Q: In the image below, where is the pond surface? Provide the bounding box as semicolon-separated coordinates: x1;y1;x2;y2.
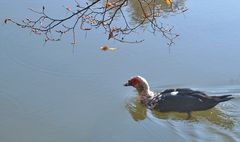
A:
0;0;240;142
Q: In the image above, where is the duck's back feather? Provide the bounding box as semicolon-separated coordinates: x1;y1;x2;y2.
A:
148;88;233;112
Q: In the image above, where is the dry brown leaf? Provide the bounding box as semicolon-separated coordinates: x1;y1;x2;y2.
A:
165;0;173;5
105;2;113;9
108;31;113;39
100;45;117;51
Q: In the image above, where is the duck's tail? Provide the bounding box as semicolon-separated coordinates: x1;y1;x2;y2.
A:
213;95;234;103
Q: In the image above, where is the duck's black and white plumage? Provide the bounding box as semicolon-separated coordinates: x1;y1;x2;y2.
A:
124;76;233;117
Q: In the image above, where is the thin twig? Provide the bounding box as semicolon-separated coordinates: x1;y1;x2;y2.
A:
4;0;187;45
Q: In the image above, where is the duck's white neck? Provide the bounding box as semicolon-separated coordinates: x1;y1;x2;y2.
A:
132;76;155;104
138;89;154;97
136;88;154;105
135;83;154;99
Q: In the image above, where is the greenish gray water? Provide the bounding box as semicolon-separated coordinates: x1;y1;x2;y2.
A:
0;0;240;142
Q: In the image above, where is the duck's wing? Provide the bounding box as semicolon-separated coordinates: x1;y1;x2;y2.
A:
161;88;209;99
154;88;216;112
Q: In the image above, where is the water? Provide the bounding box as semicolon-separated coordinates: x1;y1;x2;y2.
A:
0;0;240;142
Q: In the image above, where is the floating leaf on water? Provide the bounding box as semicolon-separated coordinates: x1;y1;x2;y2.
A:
108;47;117;51
100;45;108;51
100;45;117;51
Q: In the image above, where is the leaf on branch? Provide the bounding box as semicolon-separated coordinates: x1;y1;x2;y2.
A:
108;31;113;39
165;0;173;5
105;1;113;9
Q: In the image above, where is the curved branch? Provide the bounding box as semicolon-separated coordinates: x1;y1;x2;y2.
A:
4;0;187;45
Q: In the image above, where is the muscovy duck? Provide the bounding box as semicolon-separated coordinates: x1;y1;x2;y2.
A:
124;76;233;118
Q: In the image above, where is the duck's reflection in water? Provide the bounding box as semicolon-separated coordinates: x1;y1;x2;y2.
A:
126;97;235;129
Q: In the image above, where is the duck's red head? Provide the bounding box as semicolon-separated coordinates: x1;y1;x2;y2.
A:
124;76;140;87
124;76;153;98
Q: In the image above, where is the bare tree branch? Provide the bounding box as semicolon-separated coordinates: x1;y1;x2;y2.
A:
4;0;187;45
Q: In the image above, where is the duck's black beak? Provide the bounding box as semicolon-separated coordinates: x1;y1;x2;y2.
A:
124;82;130;86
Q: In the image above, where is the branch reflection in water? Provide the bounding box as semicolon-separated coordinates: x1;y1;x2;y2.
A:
125;96;235;129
